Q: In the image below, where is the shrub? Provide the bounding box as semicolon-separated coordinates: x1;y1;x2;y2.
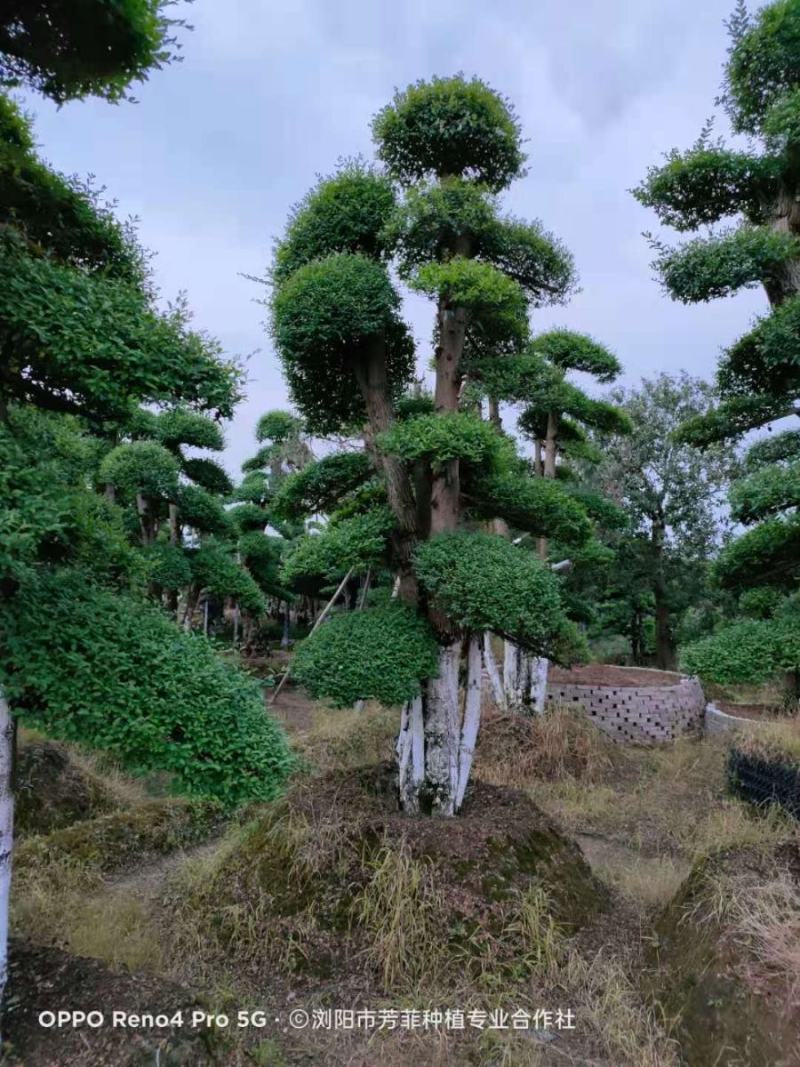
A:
681;616;800;684
292;601;439;707
0;570;295;806
414;531;565;650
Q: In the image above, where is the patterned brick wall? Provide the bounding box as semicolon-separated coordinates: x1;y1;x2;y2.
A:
545;673;705;744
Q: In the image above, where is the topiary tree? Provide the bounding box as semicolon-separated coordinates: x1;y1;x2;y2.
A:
269;77;602;816
230;410;314;647
0;0;187;104
0;2;267;1010
467;329;629;709
635;0;800;681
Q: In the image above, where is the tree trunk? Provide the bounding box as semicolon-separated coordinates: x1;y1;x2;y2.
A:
281;601;291;649
654;597;675;671
0;690;14;1015
430;301;467;535
397;638;483;816
353;343;419;602
483;633;505;709
455;635;482;809
135;492;154;547
182;585;200;631
764;183;800;306
530;657;549;714
503;640;527;710
651;514;676;671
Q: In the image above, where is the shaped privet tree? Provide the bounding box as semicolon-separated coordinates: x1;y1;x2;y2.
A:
231;410;311;646
0;5;238;1010
270;78;599;816
470;330;629;710
635;0;800;678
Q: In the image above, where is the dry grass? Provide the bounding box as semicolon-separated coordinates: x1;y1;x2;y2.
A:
292;702;398;773
731;871;800;1003
67;894;164;972
357;842;450;990
475;705;615;788
735;717;800;761
578;838;688;910
561;949;679;1067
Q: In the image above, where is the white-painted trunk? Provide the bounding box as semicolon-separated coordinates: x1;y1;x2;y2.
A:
397;694;425;813
397;640;483;817
423;642;461;816
503;640;523;708
530;656;549;714
504;643;548;715
504;641;535;713
483;633;505;709
0;690;13;1010
455;635;483;810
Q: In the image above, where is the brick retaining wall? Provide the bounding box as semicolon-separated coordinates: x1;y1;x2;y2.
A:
704;702;763;737
545;671;705;744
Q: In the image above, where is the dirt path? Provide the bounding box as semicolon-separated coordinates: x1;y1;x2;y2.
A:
104;835;224;898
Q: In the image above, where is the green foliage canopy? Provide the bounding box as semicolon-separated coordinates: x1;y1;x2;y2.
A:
272;163;395;285
653;226;800;304
681;614;800;683
377;412;502;469
271;252;414;434
272;452;374;520
372;75;525;191
0;570;293;805
99;441;179;500
292;600;439;708
0;228;240;420
0;0;183;103
414;531;565;650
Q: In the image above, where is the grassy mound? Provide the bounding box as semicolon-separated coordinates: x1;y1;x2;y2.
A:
15;739;119;836
13;797;225;948
164;763;607;995
653;835;800;1066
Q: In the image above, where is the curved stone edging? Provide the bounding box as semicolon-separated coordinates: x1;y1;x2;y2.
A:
545;674;705;744
704;702;763;736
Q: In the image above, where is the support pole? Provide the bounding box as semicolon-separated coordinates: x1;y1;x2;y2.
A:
270;566;355;704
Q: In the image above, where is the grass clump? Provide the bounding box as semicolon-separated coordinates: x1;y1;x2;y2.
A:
734;717;800;762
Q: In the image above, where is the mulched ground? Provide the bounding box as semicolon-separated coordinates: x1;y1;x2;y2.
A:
3;940;220;1066
549;664;683;688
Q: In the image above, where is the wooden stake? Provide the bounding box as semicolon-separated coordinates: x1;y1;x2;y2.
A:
270;566;354;704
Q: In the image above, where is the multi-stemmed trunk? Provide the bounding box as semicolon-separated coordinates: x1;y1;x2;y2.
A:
397;634;482;816
500;413;559;714
501;644;548;715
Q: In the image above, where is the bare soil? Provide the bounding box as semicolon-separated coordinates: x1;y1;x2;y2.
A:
3;940;219;1066
549;664;683;687
268;681;318;734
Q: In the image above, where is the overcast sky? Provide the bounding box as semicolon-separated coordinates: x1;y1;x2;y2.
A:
20;0;766;473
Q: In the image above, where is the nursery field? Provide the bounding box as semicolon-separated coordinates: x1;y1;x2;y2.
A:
7;2;800;1066
7;674;800;1067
